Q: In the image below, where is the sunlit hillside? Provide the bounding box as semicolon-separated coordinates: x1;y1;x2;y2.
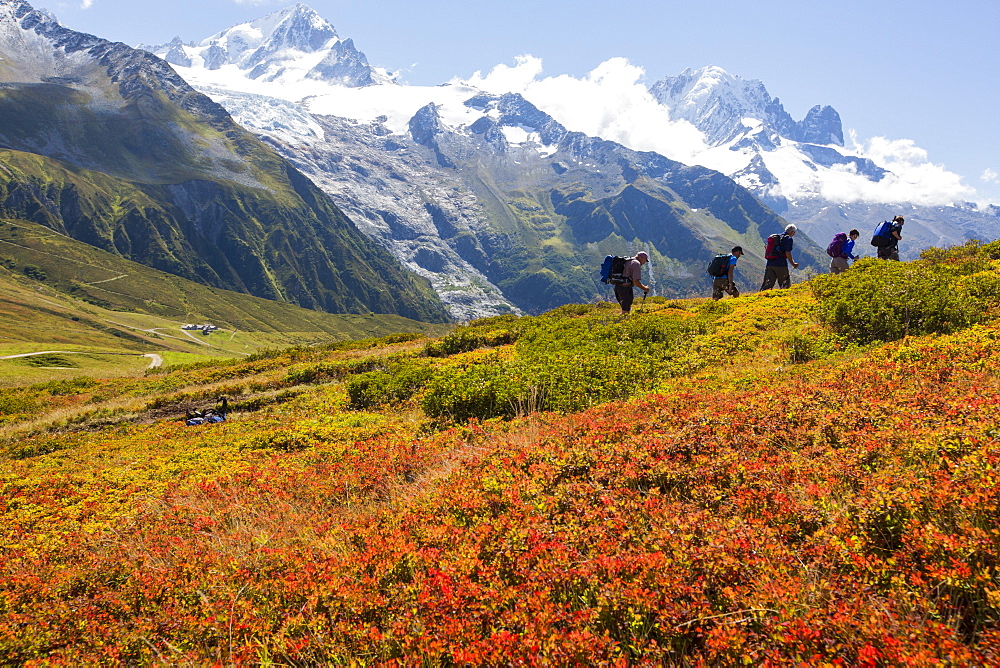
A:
3;241;1000;664
0;218;449;386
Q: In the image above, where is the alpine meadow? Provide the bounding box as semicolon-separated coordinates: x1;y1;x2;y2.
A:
4;241;1000;663
4;0;1000;663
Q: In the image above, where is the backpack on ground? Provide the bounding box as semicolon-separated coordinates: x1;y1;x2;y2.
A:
764;233;785;260
707;253;731;277
600;255;631;285
871;220;893;247
826;232;849;258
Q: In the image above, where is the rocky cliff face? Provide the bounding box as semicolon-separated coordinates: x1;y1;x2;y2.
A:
794;105;844;146
650;66;821;147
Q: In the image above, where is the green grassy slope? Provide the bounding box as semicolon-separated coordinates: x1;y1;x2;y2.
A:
0;217;449;385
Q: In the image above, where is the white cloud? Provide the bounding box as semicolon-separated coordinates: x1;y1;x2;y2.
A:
464;56;708;164
843;134;975;206
982;168;1000;184
80;0;93;8
463;55;544;93
743;133;976;208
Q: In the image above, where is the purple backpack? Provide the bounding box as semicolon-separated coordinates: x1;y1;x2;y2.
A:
826;233;848;258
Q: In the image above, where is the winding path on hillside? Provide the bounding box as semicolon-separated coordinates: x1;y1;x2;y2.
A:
143;353;164;369
83;274;128;286
0;350;72;359
0;350;165;369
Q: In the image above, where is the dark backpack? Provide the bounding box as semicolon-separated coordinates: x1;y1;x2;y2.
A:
826;232;848;258
600;255;631;285
871;220;893;247
764;233;785;260
707;254;731;277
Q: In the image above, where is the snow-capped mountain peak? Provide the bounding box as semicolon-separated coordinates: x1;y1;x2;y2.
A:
650;65;842;149
0;0;56;27
463;92;568;148
214;3;337;67
647;64;887;213
140;3;392;87
640;63;997;247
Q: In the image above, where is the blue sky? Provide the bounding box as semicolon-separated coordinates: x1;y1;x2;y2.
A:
45;0;1000;203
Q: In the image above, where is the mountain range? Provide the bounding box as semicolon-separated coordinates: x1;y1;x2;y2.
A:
0;0;448;323
5;0;995;323
648;66;1000;255
140;6;393;88
140;3;999;317
142;4;834;317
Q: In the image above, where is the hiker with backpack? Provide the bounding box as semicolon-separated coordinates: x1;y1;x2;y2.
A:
760;224;799;291
828;229;861;274
872;215;904;261
708;246;744;300
614;252;650;315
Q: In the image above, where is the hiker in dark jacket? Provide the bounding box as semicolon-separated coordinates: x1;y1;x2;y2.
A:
760;224;799;291
712;246;744;300
615;252;651;315
877;216;904;261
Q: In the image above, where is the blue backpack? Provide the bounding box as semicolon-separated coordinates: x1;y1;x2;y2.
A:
600;255;630;285
871;221;893;247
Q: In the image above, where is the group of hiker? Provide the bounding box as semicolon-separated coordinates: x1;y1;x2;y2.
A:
706;215;905;300
603;215;907;310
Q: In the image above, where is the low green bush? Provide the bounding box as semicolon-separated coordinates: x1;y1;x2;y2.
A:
33;377;98;395
779;327;847;364
418;306;706;422
421;355;526;422
23;264;47;281
919;239;1000;277
346;359;435;409
420;349;666;422
960;271;1000;309
811;259;985;344
280;361;350;386
0;392;41;420
424;317;523;357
